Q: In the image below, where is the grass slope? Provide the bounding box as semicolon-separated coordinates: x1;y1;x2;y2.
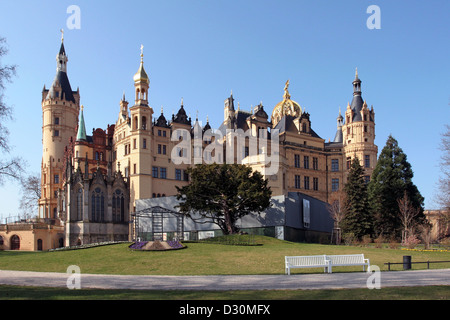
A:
0;236;449;275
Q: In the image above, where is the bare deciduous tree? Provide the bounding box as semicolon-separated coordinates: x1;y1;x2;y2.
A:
397;191;420;244
436;124;450;210
327;189;347;244
19;173;41;220
0;36;24;185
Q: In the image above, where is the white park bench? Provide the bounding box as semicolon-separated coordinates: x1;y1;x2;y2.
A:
326;254;370;273
285;255;331;275
285;254;370;275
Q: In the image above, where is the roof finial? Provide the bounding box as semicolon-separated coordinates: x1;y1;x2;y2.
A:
140;44;144;60
181;97;184;106
355;67;358;79
283;80;291;100
161;105;164;114
60;28;64;43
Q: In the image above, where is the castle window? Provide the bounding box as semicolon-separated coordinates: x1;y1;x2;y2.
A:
91;187;105;222
112;189;126;222
76;188;83;221
332;178;339;192
175;169;182;180
304;176;310;190
295;175;301;189
365;155;371;168
143;138;147;149
54;117;60;125
95;152;99;161
133;163;136;174
152;166;158;178
134;116;138;130
54;174;59;184
160;167;167;179
313;177;319;191
304;156;309;169
294;154;300;168
331;159;339;172
313;157;318;170
54;130;59;137
142;116;147;130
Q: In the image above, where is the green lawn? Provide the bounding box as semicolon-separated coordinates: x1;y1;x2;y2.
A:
0;236;449;275
0;285;448;300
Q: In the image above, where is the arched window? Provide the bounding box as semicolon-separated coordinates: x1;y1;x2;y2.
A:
10;235;20;250
142;116;147;130
91;187;105;222
95;152;99;161
76;188;83;221
134;116;138;130
112;189;126;222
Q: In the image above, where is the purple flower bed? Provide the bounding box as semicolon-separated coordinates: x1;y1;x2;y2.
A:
129;241;148;250
167;240;184;249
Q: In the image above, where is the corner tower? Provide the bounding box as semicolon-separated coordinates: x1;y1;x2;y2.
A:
40;32;80;222
124;45;154;210
342;69;378;181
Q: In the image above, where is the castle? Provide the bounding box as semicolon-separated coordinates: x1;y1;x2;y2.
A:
1;35;378;250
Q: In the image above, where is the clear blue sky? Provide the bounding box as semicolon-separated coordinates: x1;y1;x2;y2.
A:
0;0;449;219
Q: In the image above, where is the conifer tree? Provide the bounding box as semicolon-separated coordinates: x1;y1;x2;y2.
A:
341;157;373;239
368;135;425;239
176;164;272;235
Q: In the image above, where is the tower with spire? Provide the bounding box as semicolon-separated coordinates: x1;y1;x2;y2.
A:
342;68;378;181
39;31;80;223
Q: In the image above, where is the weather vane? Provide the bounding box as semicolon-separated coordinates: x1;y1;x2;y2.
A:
60;28;64;42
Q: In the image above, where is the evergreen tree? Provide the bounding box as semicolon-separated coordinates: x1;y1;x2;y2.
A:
341;157;373;239
368;135;425;239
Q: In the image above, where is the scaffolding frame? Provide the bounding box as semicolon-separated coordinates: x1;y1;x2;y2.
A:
132;206;184;241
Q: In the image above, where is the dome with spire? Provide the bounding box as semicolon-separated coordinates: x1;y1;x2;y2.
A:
133;45;150;84
271;80;302;127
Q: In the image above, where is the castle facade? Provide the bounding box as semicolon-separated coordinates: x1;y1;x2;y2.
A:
37;38;377;246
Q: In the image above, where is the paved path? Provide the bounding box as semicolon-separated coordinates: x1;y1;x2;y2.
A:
0;269;449;291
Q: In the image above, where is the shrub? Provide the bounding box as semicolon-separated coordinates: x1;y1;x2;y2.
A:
374;234;385;248
342;233;356;246
404;234;421;249
361;235;372;247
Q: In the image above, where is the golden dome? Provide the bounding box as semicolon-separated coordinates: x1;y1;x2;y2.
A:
133;45;150;84
271;80;302;127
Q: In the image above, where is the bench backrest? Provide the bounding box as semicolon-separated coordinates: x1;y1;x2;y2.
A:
326;254;365;265
286;255;328;266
